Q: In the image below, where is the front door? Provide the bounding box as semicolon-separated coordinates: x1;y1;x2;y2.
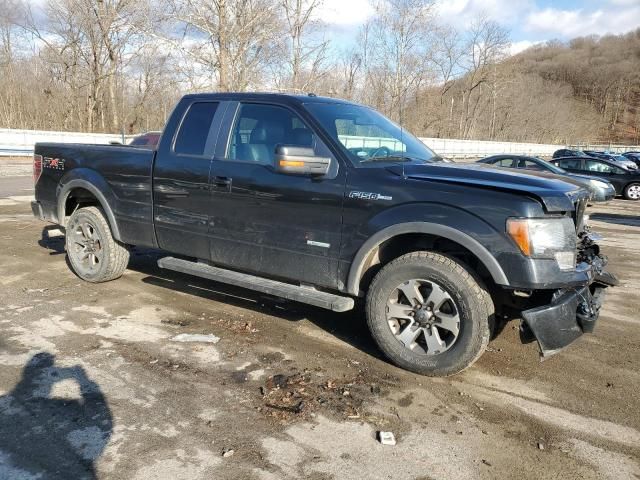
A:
208;102;347;289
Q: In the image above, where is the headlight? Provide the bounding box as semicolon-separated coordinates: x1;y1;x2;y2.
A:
507;217;576;270
589;179;610;189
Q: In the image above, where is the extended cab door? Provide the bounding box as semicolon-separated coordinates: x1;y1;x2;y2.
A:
153;99;226;259
208;101;347;289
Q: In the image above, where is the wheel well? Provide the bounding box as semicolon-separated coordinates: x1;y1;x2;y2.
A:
64;187;100;219
357;233;497;295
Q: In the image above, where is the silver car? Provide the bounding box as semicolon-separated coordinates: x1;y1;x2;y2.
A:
477;155;615;202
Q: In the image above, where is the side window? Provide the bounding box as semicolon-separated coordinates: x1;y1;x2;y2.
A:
228;103;321;165
556;159;580;169
520;159;544;171
174;102;219;156
585;160;616;173
494;158;514;167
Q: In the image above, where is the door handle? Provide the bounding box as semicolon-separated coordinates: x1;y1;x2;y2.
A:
213;176;232;189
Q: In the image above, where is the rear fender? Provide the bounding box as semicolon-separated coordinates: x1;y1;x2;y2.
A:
57;169;121;241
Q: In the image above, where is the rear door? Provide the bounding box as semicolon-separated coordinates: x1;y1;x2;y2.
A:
153;99;225;259
208;101;347;289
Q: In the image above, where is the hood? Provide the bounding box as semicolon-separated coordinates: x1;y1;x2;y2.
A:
389;163;587;212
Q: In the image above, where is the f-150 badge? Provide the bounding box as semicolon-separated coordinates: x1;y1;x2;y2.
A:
349;191;392;201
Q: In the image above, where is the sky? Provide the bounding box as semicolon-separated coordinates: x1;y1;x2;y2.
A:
314;0;640;55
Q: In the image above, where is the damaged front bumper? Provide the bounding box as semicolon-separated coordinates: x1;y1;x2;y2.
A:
520;257;618;358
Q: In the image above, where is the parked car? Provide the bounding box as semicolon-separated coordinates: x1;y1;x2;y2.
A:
477;154;615;202
552;148;586;159
551;156;640;200
30;92;617;376
583;150;637;170
621;152;640;168
129;131;161;149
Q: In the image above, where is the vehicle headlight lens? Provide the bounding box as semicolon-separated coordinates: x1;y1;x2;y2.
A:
507;217;576;270
589;179;609;189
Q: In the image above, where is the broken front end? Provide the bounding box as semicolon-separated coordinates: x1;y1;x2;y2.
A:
503;196;618;358
521;231;618;357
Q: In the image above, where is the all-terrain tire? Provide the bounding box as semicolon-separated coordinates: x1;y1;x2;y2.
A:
365;251;494;377
623;183;640;201
65;206;129;283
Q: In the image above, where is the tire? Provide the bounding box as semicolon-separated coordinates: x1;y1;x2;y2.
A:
65;206;129;282
365;251;493;377
623;183;640;201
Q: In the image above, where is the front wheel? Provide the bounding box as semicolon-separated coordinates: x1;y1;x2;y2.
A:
623;183;640;201
365;251;493;376
65;206;129;282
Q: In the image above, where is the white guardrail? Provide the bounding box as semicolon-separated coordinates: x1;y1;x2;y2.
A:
0;128;132;157
1;128;638;159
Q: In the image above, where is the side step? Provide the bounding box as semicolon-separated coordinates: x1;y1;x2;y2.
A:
157;257;355;313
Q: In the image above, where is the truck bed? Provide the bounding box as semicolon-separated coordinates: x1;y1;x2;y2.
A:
34;143;156;247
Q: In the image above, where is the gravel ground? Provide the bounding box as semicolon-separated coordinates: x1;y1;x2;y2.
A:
0;174;639;480
0;158;32;177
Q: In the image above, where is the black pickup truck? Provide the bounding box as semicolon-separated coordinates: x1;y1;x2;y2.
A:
31;93;617;376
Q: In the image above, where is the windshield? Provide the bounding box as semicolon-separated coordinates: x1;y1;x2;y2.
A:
304;102;439;165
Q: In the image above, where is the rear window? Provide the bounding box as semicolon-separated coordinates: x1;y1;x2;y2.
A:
174;102;219;156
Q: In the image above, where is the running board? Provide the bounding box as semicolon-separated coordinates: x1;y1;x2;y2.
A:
157;257;354;312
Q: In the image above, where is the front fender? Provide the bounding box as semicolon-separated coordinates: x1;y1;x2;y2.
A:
345;203;512;295
57;169;122;241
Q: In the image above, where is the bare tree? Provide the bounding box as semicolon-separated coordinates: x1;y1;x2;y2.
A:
164;0;282;91
363;0;437;120
279;0;328;91
456;15;509;138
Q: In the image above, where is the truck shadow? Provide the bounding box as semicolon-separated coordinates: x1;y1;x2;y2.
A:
125;247;387;362
38;229;491;364
0;352;113;480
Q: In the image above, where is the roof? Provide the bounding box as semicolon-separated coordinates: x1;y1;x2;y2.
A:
181;91;358;106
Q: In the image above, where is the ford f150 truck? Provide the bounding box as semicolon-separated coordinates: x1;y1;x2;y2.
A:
31;93;617;376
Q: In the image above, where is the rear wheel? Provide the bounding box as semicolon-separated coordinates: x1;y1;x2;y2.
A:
65;206;129;282
365;251;493;376
623;183;640;201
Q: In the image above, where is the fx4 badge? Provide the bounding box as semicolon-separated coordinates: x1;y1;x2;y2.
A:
43;157;66;171
349;191;393;201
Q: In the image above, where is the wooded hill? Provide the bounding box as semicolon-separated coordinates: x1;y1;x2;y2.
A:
409;29;640;145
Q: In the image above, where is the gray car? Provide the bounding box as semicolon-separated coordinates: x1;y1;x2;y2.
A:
477;155;616;202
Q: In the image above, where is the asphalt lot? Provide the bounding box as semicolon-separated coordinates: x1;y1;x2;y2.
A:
1;172;639;479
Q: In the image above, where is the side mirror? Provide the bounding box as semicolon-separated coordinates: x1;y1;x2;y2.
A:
274;145;330;176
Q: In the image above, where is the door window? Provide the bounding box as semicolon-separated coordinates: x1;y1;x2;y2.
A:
555;159;581;170
493;158;515;167
584;160;624;174
174;102;219;156
227;104;322;165
517;159;545;171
